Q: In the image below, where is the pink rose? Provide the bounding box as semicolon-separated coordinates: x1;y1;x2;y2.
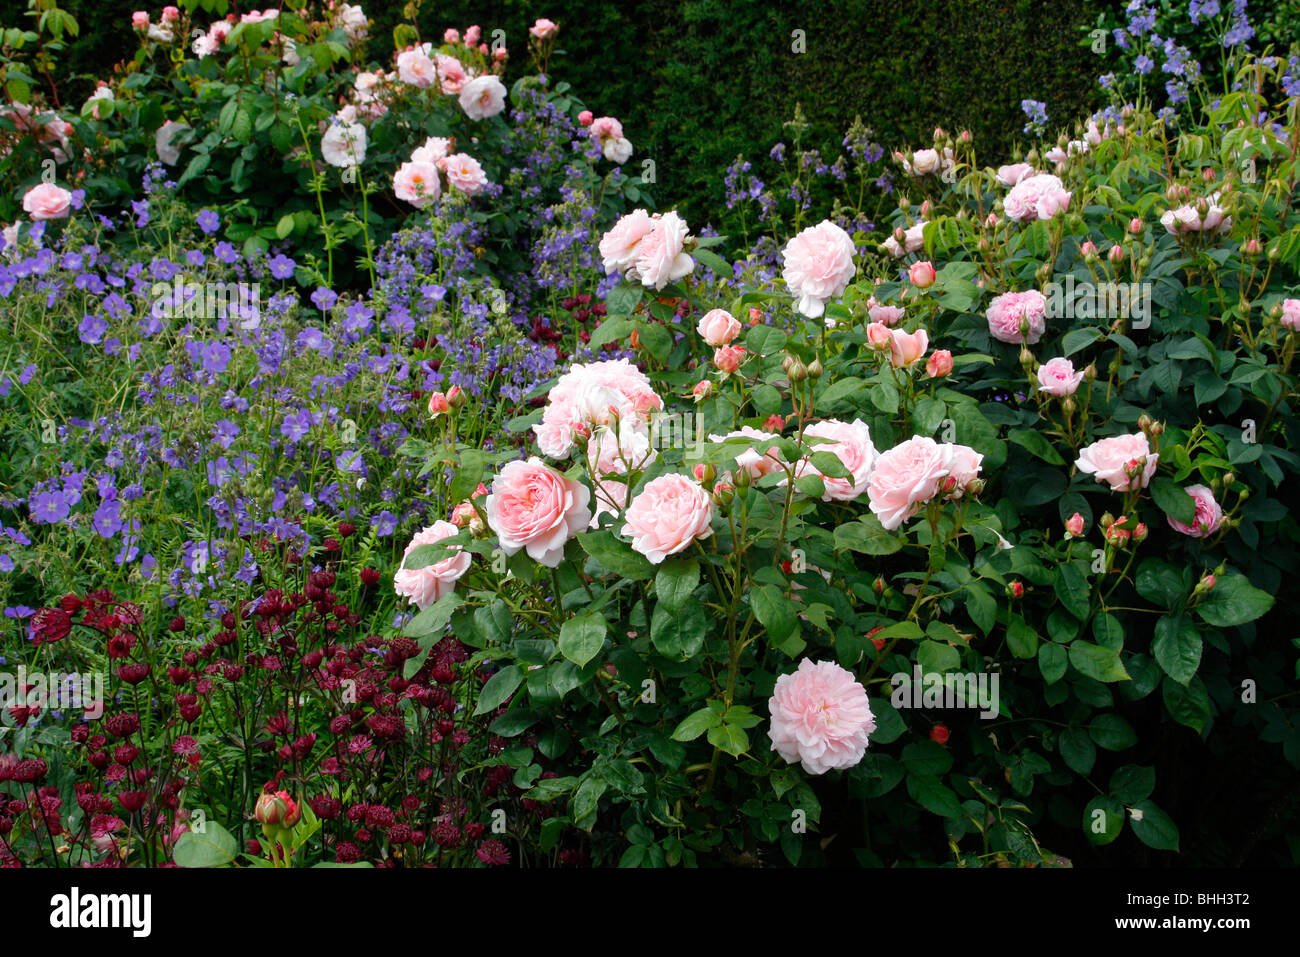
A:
1004;173;1072;222
867;302;906;326
881;221;926;258
1167;484;1223;538
393;520;472;610
986;290;1047;344
599;209;656;276
485;457;591;567
465;25;481;45
710;426;784;480
435;54;468;94
132;11;149;28
767;659;875;775
396;48;436;88
589;116;623;140
888;328;928;368
1036;356;1084;396
996;163;1035;186
1281;298;1300;331
926;350;953;377
781;220;857;318
443;27;460;43
578;110;593;126
622;474;713;564
713;344;747;374
908;261;936;288
530;18;559;38
941;443;983;498
22;183;72;221
634;212;694;290
696;308;741;346
866;322;892;349
443;153;489;196
799;419;877;501
428;391;450;416
1075;433;1159;492
411;136;452;164
532;358;662;459
867;436;952;531
393;161;441;207
162;6;180;22
1065;512;1085;536
458;75;506;120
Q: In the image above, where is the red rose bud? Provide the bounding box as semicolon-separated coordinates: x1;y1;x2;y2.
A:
868;626;886;651
255;791;288;826
1132;522;1148;543
1105;522;1131;546
930;724;950;745
1007;581;1024;599
748;307;763;323
764;414;785;432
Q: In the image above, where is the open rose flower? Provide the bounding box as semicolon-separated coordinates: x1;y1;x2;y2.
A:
622;473;713;563
887;328;929;368
599;209;657;275
443;153;489;196
986;289;1047;344
1167;484;1223;538
996;163;1036;186
867;436;952;530
711;426;784;481
1036;356;1085;396
532;358;663;459
881;220;926;259
782;219;857;318
634;212;694;290
459;75;507;120
530;18;559;38
1004;173;1072;222
321;122;367;168
768;659;876;775
396;47;436;88
393;161;441;207
485;457;592;567
696;308;741;346
393;520;472;610
22;183;72;221
1075;433;1159;491
798;419;877;501
435;54;468;94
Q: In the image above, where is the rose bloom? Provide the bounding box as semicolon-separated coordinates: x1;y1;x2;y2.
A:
767;659;875;775
710;427;784;480
530;18;558;38
696;308;741;346
908;261;936;288
599;209;657;275
782;219;857;318
321;122;366;167
393;520;471;610
22;183;72;221
634;212;694;290
881;220;926;258
866;321;892;349
867;436;953;531
941;443;983;498
1075;432;1159;491
411;136;452;165
1004;173;1072;222
713;344;747;374
1281;298;1300;331
443;153;489;196
532;358;663;459
485;457;592;567
799;419;877;501
1167;484;1223;538
1160;193;1231;235
459;75;507;120
996;163;1036;186
901;147;953;177
926;349;953;377
986;289;1047;344
622;474;713;564
433;54;469;94
867;302;906;326
1036;356;1085;396
888;327;929;368
396;48;436;88
393;161;442;207
602;136;633;164
355;70;384;99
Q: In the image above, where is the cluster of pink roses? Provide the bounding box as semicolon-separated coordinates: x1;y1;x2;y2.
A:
1074;432;1158;492
599;210;696;291
395;41;507;121
392;136;488;207
587;116;633;165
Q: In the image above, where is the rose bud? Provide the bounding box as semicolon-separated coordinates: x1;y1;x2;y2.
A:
427;392;450;417
764;414;785;432
930;723;950;746
926;350;953;377
691;380;714;402
908;261;937;288
446;385;467;409
1065;512;1085;537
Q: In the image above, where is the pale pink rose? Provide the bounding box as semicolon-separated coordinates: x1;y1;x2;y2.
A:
393;161;441;207
530;18;559;38
444;27;460;43
1167;484;1223;538
435;54;468;94
710;427;784;480
866;321;892;349
634;212;694;290
162;6;180;22
622;474;713;564
986;289;1048;344
1160;192;1232;235
602;136;633;164
926;350;953;377
485;457;592;567
465;25;481;45
459;75;506;120
396;48;436;88
867;436;953;531
192;33;217;57
578;110;594;126
1281;298;1300;331
901;147;953;177
355;71;384;99
782;219;857;318
393;520;472;610
132;11;148;28
599;209;656;275
768;658;875;775
996;163;1035;186
1004;173;1072;222
443;153;489;196
712;344;746;374
411;136;452;164
941;443;983;498
1036;356;1084;396
532;359;663;459
428;391;449;416
799;419;877;501
321;122;366;167
589;116;624;140
868;302;906;326
888;328;929;368
881;220;927;258
1065;512;1085;536
1075;432;1159;492
696;308;741;346
908;261;936;288
21;183;72;221
336;3;368;40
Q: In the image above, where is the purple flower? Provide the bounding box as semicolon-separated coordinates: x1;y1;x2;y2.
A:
200;341;232;375
93;500;123;538
269;254;296;279
311;287;338;311
0;555;14;573
197;209;220;234
215;242;239;264
30;490;71;524
281;408;313;442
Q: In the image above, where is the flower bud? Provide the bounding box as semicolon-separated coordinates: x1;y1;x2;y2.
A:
1100;511;1115;529
926;349;953;378
427;391;450;417
1109;243;1125;265
1065;512;1085;537
446;385;466;409
1132;522;1148;543
1129;217;1144;235
255;791;288;827
711;482;734;507
764;414;785;432
693;463;716;485
782;354;808;381
930;723;950;745
1007;581;1024;599
1080;240;1098;261
908;261;937;289
691;380;714;402
807;358;824;379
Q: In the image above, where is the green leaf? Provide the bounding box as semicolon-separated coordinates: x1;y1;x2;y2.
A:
1129;801;1180;851
1008;429;1066;465
1059;727;1096;775
694;247;732;277
1135;559;1187;609
706;722;749;756
473;665;524;716
558;612;607;667
907;773;962;818
605;282;642;316
580;530;655;580
650;600;708;660
1195;573;1275;627
1109;765;1155;804
1161;674;1211;731
918;639;960;673
403;592;463;638
173;821;238;867
1089;712;1137;751
1083;796;1125;845
1038;642;1068;684
808;450;852;480
1055;561;1092;620
1006;618;1040;659
752;584;796;642
1152;615;1201;685
655;557;699;613
671;706;721;742
572;776;608;831
1070;641;1129;682
833;516;903;555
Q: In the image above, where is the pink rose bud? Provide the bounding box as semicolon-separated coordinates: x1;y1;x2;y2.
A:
1065;512;1085;537
908;261;937;288
1080;240;1097;258
1203;167;1217;182
1129;217;1143;234
444;28;460;43
693;463;716;484
132;11;149;28
1245;238;1261;255
748;306;763;323
447;385;466;409
933;126;946;141
1132;522;1148;543
494;47;508;61
926;349;953;377
427;392;450;416
578;110;593;126
866;321;892;350
713;345;747;374
1105;521;1131;546
985;213;999;228
691;380;714;401
465;25;481;45
764;414;785;432
162;6;180;22
1109;244;1125;264
450;502;475;527
696;308;741;347
959;129;972;144
920;199;933;217
1201;573;1216;590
